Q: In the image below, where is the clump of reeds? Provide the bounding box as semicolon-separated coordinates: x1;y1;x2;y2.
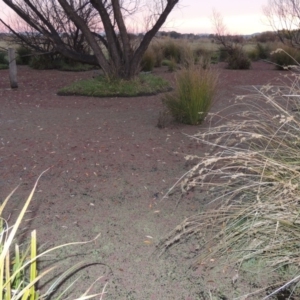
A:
159;58;300;298
162;64;218;125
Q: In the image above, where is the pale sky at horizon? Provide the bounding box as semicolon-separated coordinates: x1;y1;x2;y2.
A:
0;0;271;35
165;0;271;35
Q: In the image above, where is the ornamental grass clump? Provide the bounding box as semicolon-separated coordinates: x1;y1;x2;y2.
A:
0;171;106;300
162;66;218;125
159;63;300;298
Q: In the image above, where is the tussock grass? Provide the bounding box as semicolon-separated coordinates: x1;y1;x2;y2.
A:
159;64;300;297
162;65;218;125
1;171;106;299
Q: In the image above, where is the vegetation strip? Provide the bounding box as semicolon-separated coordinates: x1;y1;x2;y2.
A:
57;74;172;97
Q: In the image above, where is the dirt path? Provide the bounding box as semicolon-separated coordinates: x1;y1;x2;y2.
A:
0;62;283;299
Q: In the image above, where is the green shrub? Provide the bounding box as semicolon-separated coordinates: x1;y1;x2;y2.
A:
0;64;8;70
16;46;32;65
218;46;228;62
0;51;8;64
193;47;211;64
255;42;270;59
141;49;155;72
0;51;8;69
167;58;177;72
58;61;94;71
161;39;195;67
247;48;259;61
149;43;164;67
210;51;219;64
270;46;300;69
0;51;7;64
162;39;181;63
227;48;251;69
162;66;218;125
29;53;61;69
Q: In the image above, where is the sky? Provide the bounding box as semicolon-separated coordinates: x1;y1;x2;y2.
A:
165;0;271;35
0;0;271;35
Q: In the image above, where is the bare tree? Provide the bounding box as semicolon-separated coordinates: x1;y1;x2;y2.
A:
263;0;300;47
211;9;244;55
211;9;250;69
1;0;179;79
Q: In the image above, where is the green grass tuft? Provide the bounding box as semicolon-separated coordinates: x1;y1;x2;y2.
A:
162;65;218;125
58;73;172;97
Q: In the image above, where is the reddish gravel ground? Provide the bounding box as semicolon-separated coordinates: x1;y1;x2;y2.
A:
0;61;286;299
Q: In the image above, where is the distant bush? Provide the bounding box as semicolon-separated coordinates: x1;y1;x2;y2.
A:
162;39;181;63
0;50;8;64
58;61;95;72
167;58;177;72
162;39;195;67
29;53;61;69
256;43;270;59
141;49;155;72
270;46;300;70
29;53;93;71
218;46;228;62
210;51;219;64
149;43;164;67
227;47;251;70
16;46;32;65
255;31;277;43
0;51;8;69
193;47;211;66
247;48;259;61
162;65;218;125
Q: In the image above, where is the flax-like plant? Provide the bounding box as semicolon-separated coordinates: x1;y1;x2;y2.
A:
159;62;300;298
162;65;218;125
0;170;107;300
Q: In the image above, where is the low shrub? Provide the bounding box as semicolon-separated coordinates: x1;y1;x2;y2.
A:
29;53;61;70
270;46;300;69
161;59;177;72
167;58;177;72
162;65;218;125
218;46;228;62
0;51;8;64
210;51;219;64
149;43;164;67
227;47;251;69
255;42;270;59
162;39;181;63
247;48;259;61
161;39;195;67
141;49;155;72
0;51;8;69
0;64;8;70
16;46;32;65
193;47;212;66
58;61;95;72
248;43;271;61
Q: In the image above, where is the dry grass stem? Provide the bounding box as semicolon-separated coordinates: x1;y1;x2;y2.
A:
159;64;300;297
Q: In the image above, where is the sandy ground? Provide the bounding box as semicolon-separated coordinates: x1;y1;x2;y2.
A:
0;62;284;299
